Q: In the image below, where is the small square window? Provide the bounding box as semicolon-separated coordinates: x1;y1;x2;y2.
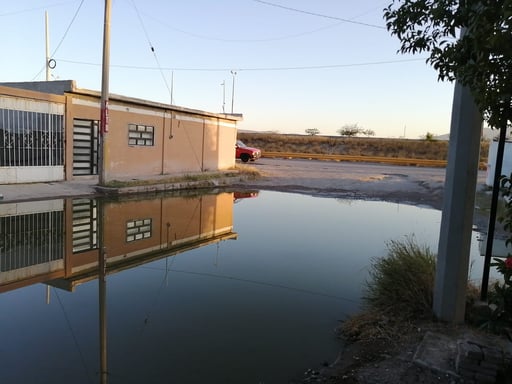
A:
126;218;152;242
128;123;155;146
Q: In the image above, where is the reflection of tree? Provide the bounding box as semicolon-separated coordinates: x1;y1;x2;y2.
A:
335;198;356;206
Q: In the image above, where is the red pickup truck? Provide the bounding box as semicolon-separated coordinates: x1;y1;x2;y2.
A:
236;140;261;162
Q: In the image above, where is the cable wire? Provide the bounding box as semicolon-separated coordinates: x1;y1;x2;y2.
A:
129;0;173;103
53;287;93;384
0;1;75;17
141;266;359;303
54;57;427;72
252;0;386;30
141;9;362;43
32;0;86;80
141;255;177;332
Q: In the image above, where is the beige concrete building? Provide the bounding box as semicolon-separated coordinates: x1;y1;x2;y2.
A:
0;80;242;184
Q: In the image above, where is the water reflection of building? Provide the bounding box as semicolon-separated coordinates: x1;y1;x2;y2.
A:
0;192;237;293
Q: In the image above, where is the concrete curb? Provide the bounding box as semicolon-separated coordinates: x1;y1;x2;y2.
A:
94;176;245;196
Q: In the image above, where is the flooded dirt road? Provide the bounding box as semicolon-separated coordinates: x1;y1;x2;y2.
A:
236;157;487;211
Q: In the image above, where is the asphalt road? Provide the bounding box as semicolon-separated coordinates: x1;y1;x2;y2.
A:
237;157;488;211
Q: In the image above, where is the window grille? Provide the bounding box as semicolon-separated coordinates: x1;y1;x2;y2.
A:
126;218;152;242
128;124;154;146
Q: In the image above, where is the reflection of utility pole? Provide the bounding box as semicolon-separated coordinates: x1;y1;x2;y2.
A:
221;81;226;113
98;200;108;384
230;70;237;114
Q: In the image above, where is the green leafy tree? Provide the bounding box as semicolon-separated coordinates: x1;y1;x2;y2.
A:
385;0;512;326
384;0;512;130
305;128;320;136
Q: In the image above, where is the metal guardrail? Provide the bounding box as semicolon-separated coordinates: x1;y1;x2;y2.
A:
262;151;449;167
262;151;488;169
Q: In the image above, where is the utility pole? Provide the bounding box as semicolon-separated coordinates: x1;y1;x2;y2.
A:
45;11;51;81
45;11;53;305
221;80;226;113
98;2;111;381
230;70;237;114
98;0;112;186
170;70;174;105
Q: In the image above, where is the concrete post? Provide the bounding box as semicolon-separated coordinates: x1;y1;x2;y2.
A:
433;81;482;323
99;0;112;186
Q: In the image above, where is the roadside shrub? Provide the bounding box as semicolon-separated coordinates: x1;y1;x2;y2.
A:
237;132;453;159
236;132;495;163
234;164;261;179
363;236;436;320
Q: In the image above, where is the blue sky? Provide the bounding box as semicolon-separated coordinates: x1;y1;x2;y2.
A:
1;0;455;138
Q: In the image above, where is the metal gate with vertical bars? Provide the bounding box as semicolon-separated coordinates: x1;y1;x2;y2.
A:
73;119;99;176
0;99;64;167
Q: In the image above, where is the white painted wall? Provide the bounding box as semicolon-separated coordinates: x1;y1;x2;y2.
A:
0;166;64;184
486;139;512;186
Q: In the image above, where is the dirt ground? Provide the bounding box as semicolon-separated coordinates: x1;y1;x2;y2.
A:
236;158;474;208
236;157;490;231
234;158;502;384
291;321;466;384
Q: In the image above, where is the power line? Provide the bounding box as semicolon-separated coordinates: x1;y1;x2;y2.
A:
141;265;359;303
53;287;93;384
32;0;86;80
129;0;172;102
50;0;85;59
252;0;386;30
141;9;362;43
54;57;427;72
0;1;75;17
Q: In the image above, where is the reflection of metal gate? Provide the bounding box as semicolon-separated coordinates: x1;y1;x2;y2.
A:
0;211;64;271
73;119;99;175
72;199;98;253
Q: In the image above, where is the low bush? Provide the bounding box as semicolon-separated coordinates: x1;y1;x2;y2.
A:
363;236;436;320
341;237;510;343
237;132;489;163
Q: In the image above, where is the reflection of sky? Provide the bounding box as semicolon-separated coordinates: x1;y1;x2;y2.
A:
0;191;496;384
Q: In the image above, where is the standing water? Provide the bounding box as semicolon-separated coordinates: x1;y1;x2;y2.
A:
0;190;485;383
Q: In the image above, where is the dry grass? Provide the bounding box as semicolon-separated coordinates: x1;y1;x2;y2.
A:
339;237;437;344
234;163;261;179
363;236;437;320
103;171;240;188
238;132;490;162
341;310;417;343
340;239;500;344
